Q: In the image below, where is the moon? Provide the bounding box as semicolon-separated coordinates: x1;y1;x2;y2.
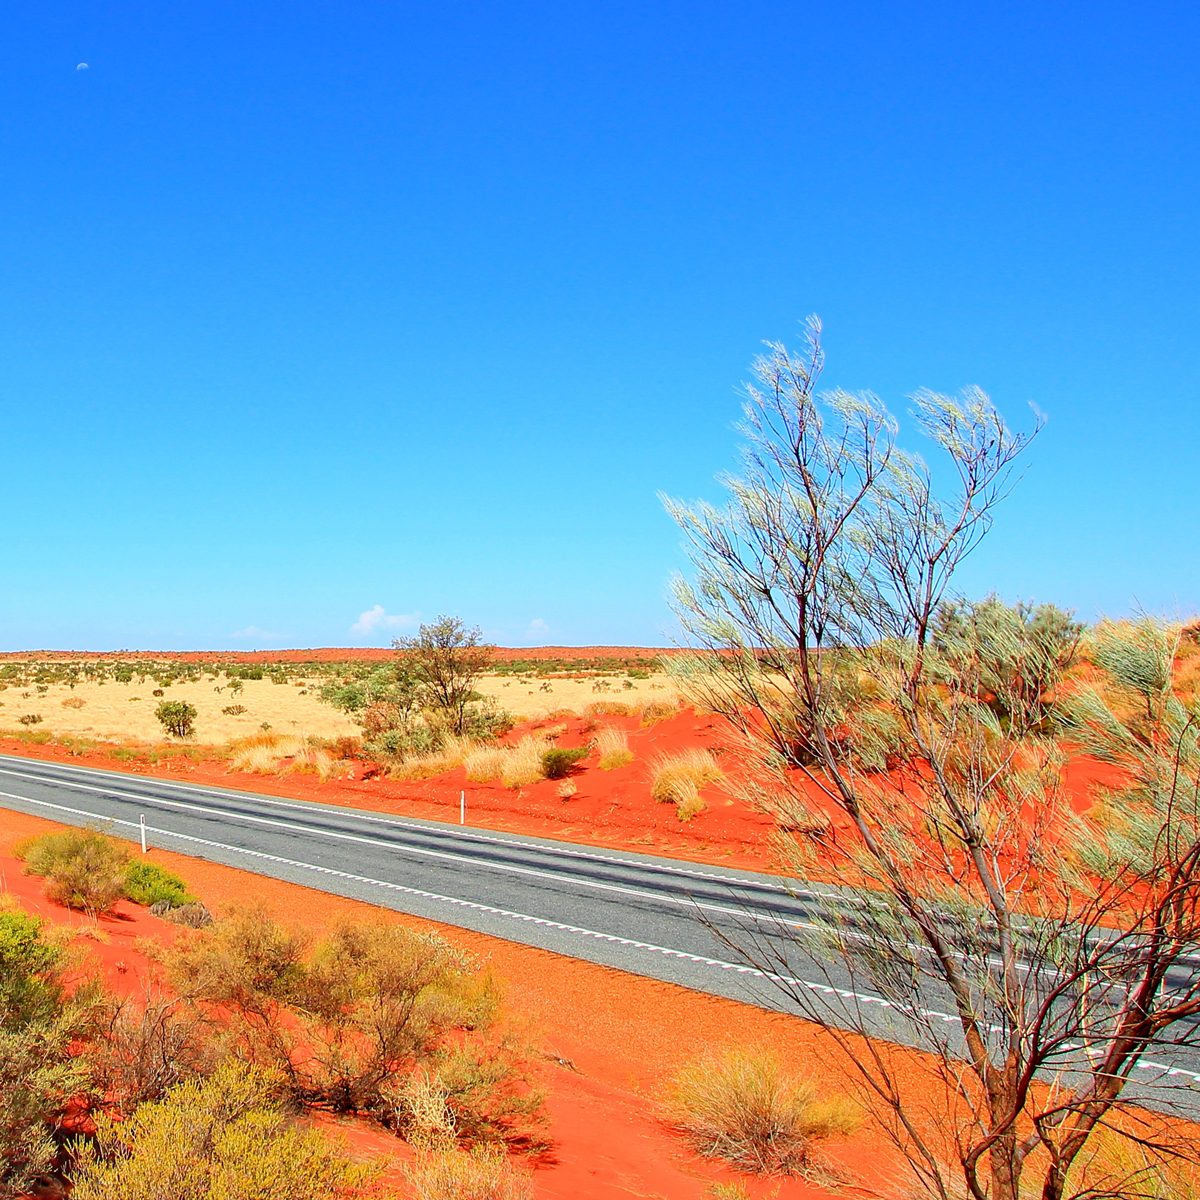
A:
76;63;88;70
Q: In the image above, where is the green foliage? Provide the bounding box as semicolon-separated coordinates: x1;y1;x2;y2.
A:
0;911;64;1031
154;700;197;738
123;861;195;909
394;617;495;736
161;907;537;1140
540;747;588;779
21;827;130;916
69;1060;378;1200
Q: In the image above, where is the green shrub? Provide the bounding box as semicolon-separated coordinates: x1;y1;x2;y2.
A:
21;828;130;916
540;747;588;779
69;1060;379;1200
154;701;197;739
0;910;65;1030
124;861;195;909
221;704;246;716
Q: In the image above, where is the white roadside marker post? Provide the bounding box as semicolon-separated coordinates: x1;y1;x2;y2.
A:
460;790;465;826
140;814;147;854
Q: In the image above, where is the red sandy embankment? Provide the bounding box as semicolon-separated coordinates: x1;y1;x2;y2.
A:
0;807;898;1200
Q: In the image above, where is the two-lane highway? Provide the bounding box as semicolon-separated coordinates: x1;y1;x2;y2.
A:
0;751;1196;1113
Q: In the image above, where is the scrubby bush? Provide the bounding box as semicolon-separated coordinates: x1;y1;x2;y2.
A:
639;698;680;725
540;747;587;779
154;701;196;739
593;726;634;770
124;861;195;909
500;737;549;788
221;704;246;716
69;1060;379;1200
20;827;130;916
650;749;722;810
405;1147;534;1200
0;909;67;1030
16;715;42;727
162;906;537;1134
667;1048;858;1174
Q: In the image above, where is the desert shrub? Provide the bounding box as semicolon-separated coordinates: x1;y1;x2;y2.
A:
557;781;577;800
464;746;508;783
151;901;214;928
124;861;195;909
405;1147;534;1200
540;747;587;779
21;827;130;916
593;726;634;770
639;698;680;725
676;793;706;821
0;910;67;1030
286;746;338;780
221;704;247;716
60;697;86;710
650;749;723;806
151;688;164;697
667;1048;858;1174
16;715;42;726
581;701;634;719
69;1059;379;1200
154;701;197;739
91;995;214;1112
164;909;510;1118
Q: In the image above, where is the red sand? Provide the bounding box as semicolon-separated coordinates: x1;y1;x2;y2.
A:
0;807;898;1199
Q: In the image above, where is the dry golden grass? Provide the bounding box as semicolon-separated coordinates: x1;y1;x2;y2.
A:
463;746;509;783
639;698;680;725
557;781;577;800
285;746;338;781
592;726;634;771
404;1148;533;1200
500;735;551;788
651;749;722;802
391;735;480;781
666;1047;859;1175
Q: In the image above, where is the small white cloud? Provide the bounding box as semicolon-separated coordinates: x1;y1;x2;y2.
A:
350;605;420;638
526;618;550;637
230;625;280;641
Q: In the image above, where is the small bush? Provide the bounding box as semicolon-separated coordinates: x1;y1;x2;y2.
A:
61;697;86;710
593;726;634;770
124;861;195;909
392;735;480;781
151;688;164;697
154;701;197;739
16;715;42;726
221;704;247;716
557;781;577;800
639;698;680;725
405;1148;534;1200
651;749;723;805
21;827;130;916
70;1059;379;1200
541;747;587;779
667;1048;859;1174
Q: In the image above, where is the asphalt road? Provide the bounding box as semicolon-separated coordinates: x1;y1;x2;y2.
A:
0;751;1196;1114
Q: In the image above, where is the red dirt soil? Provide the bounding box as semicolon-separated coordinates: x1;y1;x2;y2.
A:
0;808;899;1200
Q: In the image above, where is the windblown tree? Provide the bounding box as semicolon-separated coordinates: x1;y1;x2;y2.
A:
665;318;1200;1200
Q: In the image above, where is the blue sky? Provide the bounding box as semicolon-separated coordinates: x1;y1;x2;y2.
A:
1;1;1197;650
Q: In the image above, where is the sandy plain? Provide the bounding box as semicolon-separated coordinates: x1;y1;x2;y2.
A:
0;670;679;743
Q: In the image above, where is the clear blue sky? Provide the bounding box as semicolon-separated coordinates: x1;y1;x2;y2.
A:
2;1;1197;650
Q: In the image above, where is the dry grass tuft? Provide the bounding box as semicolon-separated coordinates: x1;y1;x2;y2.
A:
500;735;551;788
639;698;680;725
581;701;635;719
667;1048;858;1175
286;746;338;781
593;726;634;771
392;735;480;781
676;793;706;822
651;748;722;822
464;746;509;783
557;781;577;801
405;1148;533;1200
